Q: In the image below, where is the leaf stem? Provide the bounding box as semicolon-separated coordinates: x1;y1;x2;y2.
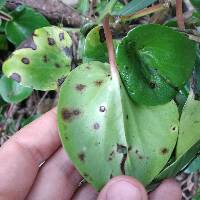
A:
103;15;117;77
120;3;169;22
176;0;185;30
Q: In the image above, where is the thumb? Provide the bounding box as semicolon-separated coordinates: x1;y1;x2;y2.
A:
97;176;148;200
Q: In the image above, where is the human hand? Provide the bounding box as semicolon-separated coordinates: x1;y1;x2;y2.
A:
0;109;182;200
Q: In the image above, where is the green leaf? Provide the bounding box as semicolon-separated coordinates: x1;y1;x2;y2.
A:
3;26;72;91
113;0;157;16
0;75;32;103
5;6;49;46
58;61;179;190
77;0;89;14
116;24;196;105
176;95;200;157
83;26;108;63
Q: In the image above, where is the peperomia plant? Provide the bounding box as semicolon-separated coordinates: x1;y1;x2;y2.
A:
2;0;200;192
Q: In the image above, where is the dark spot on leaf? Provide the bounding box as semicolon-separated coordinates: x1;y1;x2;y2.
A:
126;115;128;120
149;82;156;89
10;73;21;83
160;148;169;155
48;38;56;45
73;109;81;116
99;106;106;112
76;84;86;91
78;152;85;162
117;144;127;154
95;80;103;86
57;76;66;87
61;108;81;121
55;63;61;68
32;32;38;37
59;32;65;41
83;173;88;178
93;123;100;130
108;150;115;161
128;146;132;152
21;57;30;64
86;65;90;70
99;28;106;43
43;55;48;63
63;47;72;57
109;173;113;179
135;149;143;159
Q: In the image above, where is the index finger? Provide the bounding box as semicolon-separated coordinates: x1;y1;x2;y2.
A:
0;108;60;200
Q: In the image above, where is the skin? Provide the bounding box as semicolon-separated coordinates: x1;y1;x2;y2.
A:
0;109;182;200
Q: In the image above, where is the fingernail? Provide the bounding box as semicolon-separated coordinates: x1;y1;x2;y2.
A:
106;180;142;200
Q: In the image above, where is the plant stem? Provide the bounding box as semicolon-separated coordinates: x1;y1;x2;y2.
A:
121;3;169;22
103;15;118;77
176;0;185;30
0;10;13;21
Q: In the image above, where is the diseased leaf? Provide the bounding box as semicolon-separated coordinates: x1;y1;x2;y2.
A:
0;75;32;103
58;61;179;190
3;26;72;91
116;24;196;105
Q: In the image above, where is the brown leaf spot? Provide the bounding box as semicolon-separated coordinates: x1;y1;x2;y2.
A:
120;153;127;175
126;115;128;120
160;148;169;155
108;150;115;161
99;106;106;112
55;63;61;68
59;32;65;41
43;55;48;63
21;57;30;64
78;152;85;162
48;38;56;45
93;123;100;130
76;84;86;91
94;80;103;87
10;73;21;83
61;108;81;121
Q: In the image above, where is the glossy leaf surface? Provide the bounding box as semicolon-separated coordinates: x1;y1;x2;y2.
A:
0;75;32;103
58;61;179;190
5;6;49;46
116;24;196;105
3;26;72;91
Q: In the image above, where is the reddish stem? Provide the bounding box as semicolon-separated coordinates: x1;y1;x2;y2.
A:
103;16;118;77
176;0;185;30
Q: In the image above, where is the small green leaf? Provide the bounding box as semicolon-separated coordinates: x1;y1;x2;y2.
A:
77;0;89;14
58;61;179;190
0;75;32;103
3;26;72;91
5;6;49;46
116;24;196;105
113;0;157;16
83;26;108;63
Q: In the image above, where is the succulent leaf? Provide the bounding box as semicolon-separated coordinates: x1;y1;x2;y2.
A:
116;24;196;105
3;26;72;91
58;61;179;190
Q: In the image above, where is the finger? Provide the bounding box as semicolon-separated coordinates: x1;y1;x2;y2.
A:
27;148;82;200
72;184;98;200
98;176;148;200
0;109;60;200
149;179;182;200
